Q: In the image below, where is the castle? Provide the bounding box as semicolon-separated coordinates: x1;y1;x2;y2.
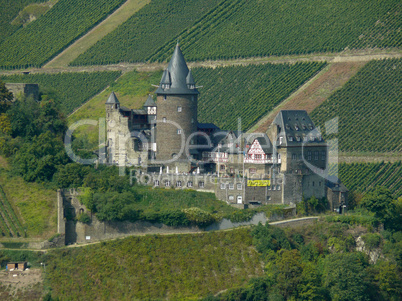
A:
105;44;347;210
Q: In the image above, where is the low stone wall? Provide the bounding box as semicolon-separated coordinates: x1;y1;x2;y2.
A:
269;217;318;228
73;217;201;244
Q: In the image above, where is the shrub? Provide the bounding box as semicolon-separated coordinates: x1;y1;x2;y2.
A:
77;213;91;224
361;233;381;250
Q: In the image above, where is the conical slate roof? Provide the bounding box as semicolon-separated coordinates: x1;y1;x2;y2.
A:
105;91;120;104
144;94;156;107
155;44;198;95
186;70;195;85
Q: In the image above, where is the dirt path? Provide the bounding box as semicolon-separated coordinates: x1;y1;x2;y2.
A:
43;0;150;68
249;61;367;133
1;49;401;76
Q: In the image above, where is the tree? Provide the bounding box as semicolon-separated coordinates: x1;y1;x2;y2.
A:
0;80;13;114
360;187;399;231
322;252;370;301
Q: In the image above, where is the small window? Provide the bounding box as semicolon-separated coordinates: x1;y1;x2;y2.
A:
162;117;167;123
267;186;271;190
220;183;226;190
237;184;242;190
191;118;194;124
249;168;256;174
285;124;290;130
302;125;306;130
298;153;302;160
164;95;167;100
312;181;315;187
187;181;193;188
177;106;182;112
255;154;262;159
229;183;234;190
165;181;171;187
228;195;234;201
237;196;242;204
295;125;299;131
199;181;205;188
292;153;297;160
296;136;301;142
314;151;319;160
177;129;182;134
321;151;326;160
307;151;312;161
267;196;271;201
273;186;276;191
288;136;293;141
176;181;182;187
220;165;225;171
154;180;159;186
319;181;321;186
277;185;281;191
279;137;283;144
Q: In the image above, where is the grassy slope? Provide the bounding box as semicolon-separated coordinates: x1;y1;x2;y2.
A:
0;161;56;239
46;228;263;300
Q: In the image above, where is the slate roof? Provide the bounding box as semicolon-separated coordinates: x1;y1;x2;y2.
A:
143;94;156;107
272;110;325;146
105;91;119;104
155;44;199;95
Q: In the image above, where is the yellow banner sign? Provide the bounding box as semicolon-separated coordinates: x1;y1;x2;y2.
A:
247;180;270;187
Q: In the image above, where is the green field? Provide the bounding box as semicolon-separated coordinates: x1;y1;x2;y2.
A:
311;58;402;152
0;169;57;239
45;228;263;300
338;162;402;197
194;62;326;131
1;71;121;115
70;0;221;66
72;0;400;65
0;0;126;69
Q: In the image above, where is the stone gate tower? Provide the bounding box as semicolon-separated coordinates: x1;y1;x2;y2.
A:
155;44;199;169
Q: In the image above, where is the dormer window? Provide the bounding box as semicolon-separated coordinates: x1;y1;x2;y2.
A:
279;137;283;144
285;124;290;130
296;136;301;142
295;125;299;131
162;117;167;123
288;136;293;141
177;106;182;112
302;125;306;130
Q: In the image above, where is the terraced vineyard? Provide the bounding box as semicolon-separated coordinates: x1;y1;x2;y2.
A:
338;162;402;197
72;0;400;65
0;0;44;44
311;58;402;152
0;0;126;69
152;0;400;62
0;185;25;237
1;71;121;115
70;0;221;66
194;62;326;131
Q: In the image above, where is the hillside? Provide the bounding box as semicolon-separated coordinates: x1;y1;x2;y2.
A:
1;71;121;115
311;58;402;153
0;0;126;69
45;229;263;300
73;0;401;65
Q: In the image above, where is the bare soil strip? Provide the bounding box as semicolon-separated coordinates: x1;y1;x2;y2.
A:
1;49;401;76
43;0;151;68
249;61;367;133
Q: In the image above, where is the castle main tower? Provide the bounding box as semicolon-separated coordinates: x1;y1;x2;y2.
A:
155;44;199;166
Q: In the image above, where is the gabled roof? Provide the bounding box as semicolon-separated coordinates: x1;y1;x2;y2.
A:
155;44;199;95
272;110;325;146
143;94;156;107
105;91;119;104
